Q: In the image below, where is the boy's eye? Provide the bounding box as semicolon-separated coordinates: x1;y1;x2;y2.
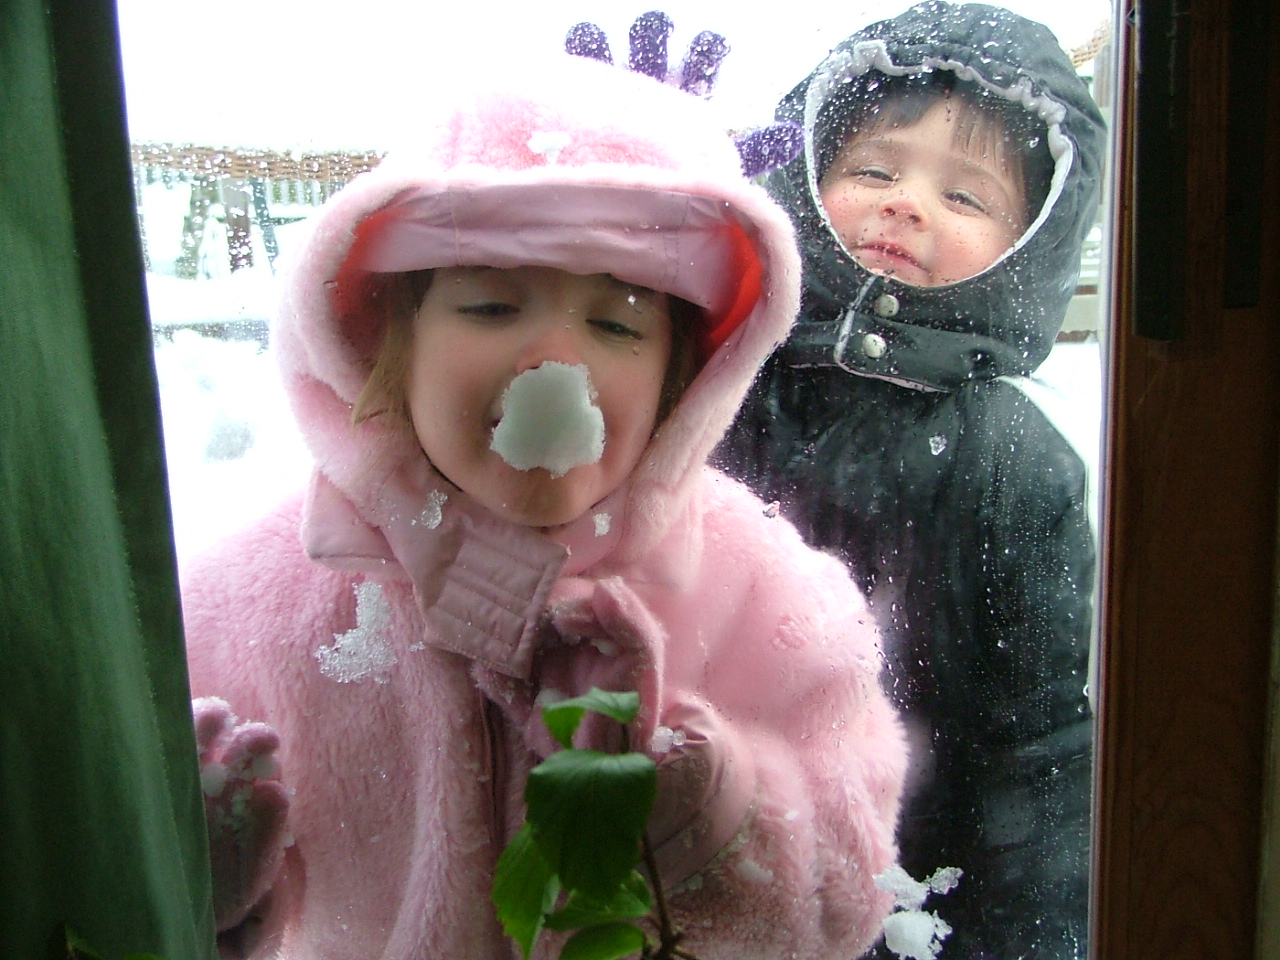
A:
945;189;990;215
588;317;643;341
851;165;896;183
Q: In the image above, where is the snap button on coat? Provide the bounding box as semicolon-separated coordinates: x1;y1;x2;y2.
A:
874;293;900;317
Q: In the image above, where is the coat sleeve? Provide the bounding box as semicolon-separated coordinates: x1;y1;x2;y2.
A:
646;479;907;960
180;497;355;956
910;386;1093;960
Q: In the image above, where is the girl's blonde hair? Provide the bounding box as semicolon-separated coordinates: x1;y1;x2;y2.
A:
351;270;434;426
352;270;701;430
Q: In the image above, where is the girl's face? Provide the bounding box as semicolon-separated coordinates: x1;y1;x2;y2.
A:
406;266;673;530
819;98;1027;287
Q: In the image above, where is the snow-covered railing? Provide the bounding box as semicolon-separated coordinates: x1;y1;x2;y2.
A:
131;142;383;185
131;142;384;276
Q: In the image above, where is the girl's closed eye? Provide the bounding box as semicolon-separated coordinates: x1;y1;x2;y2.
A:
588;317;644;341
457;301;518;321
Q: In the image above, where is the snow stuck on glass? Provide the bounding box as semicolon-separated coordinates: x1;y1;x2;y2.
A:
490;362;604;477
875;864;964;960
315;581;399;684
882;910;953;960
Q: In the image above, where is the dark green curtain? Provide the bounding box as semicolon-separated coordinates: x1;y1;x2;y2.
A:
1;2;215;957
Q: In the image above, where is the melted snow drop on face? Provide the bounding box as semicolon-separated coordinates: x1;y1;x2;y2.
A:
489;362;605;478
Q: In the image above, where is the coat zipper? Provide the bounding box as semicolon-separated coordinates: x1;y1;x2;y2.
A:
481;696;506;847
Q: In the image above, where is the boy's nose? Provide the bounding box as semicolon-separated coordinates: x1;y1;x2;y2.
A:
513;316;584;374
879;186;927;225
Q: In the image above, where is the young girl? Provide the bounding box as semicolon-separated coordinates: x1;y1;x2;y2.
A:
718;4;1106;957
182;54;906;959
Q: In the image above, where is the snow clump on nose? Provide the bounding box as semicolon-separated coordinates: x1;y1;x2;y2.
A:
489;362;605;477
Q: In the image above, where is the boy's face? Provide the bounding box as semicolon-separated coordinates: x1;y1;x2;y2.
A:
406;266;672;530
819;98;1027;287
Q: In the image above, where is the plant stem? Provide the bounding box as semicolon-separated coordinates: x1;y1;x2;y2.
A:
625;719;700;960
642;830;696;960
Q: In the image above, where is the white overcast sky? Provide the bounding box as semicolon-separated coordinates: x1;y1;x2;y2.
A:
117;0;1112;150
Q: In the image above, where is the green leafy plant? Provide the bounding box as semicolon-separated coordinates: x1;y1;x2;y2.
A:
64;927;168;960
492;688;701;960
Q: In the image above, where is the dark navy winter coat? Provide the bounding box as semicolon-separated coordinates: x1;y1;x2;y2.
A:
716;4;1107;957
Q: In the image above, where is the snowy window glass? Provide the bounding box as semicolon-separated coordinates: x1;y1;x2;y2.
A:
118;2;1114;957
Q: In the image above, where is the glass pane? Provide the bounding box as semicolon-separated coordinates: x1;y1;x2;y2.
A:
118;2;1115;957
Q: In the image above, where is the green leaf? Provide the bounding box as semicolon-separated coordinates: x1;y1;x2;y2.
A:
494;822;561;959
526;748;656;896
65;929;105;960
567;688;641;726
65;929;170;960
542;690;641;751
558;922;648;960
545;870;653;930
542;703;586;752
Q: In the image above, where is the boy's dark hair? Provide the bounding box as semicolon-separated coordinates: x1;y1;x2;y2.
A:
815;70;1055;225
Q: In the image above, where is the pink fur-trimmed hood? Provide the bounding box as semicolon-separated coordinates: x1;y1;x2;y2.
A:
273;54;801;569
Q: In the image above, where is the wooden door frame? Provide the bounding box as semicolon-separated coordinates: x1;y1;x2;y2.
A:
1093;0;1280;956
67;0;1280;953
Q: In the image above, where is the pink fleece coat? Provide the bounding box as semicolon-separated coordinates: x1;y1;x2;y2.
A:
181;56;906;960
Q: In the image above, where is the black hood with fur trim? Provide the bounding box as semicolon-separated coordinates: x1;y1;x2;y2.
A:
767;0;1105;389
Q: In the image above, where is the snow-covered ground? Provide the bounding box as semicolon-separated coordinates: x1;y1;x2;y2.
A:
141;180;1105;567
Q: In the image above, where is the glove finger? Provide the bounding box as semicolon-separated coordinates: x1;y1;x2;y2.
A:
192;697;234;756
208;778;290;931
588;577;665;652
218;722;282;781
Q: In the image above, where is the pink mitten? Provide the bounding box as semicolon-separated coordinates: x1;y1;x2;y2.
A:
536;577;665;753
193;697;290;932
471;580;754;886
472;577;665;758
647;697;756;886
539;585;756;885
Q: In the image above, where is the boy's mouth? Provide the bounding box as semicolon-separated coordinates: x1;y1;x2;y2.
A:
855;241;924;275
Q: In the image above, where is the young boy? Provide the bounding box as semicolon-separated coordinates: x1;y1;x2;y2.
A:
718;3;1107;957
